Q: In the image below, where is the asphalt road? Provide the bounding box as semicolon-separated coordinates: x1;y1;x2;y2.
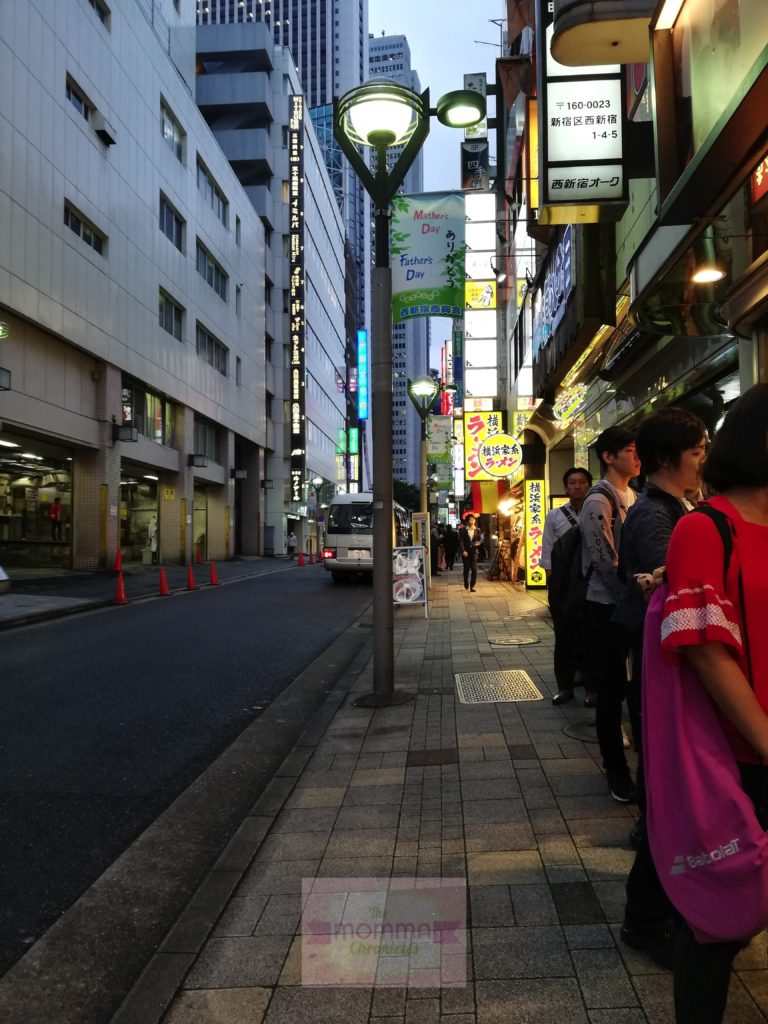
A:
0;565;371;977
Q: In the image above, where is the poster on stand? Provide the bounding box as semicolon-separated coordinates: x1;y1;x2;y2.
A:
393;546;428;618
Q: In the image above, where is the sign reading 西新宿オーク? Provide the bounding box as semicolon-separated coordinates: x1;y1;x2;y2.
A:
391;192;466;323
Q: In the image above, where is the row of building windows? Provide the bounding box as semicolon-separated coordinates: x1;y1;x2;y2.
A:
197;158;228;225
64;201;105;254
196;241;228;299
196;323;229;376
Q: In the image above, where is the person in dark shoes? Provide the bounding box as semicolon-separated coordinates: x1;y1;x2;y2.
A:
541;466;593;706
579;426;640;804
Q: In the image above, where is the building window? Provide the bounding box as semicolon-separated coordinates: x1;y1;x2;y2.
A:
236;285;242;315
66;77;91;121
196;322;229;376
158;290;183;341
194;415;219;461
235;215;241;245
236;356;242;385
64;201;105;254
161;100;185;162
159;194;183;250
196;157;228;225
281;180;290;204
196;240;228;300
87;0;110;26
121;381;175;446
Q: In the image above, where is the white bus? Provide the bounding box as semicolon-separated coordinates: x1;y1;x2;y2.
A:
322;492;410;582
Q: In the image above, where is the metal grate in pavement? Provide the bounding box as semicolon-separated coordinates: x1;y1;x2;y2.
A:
455;670;542;704
487;635;540;646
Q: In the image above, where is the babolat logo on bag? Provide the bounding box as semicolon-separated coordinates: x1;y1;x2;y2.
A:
670;838;742;875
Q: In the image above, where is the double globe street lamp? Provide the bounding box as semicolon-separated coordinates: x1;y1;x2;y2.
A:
334;80;484;706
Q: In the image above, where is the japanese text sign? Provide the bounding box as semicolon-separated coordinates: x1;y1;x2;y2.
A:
463;411;503;482
525;479;547;588
477;432;523;479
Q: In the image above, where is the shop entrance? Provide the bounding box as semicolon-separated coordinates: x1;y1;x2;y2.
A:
0;429;73;567
119;467;159;564
193;486;208;561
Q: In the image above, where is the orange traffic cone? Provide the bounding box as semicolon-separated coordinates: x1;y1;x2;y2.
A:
187;564;197;590
195;545;202;565
308;551;314;564
209;561;219;586
317;548;324;563
113;548;122;572
297;551;305;566
159;566;171;597
114;571;127;605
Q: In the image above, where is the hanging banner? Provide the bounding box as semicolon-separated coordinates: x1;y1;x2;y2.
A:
465;280;496;310
463;410;503;482
525;479;547;588
452;320;464;410
461;141;490;191
288;94;306;503
427;416;453;463
391;192;466;323
357;329;369;420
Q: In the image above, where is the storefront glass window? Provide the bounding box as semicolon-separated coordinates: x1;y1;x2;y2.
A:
0;438;72;564
121;381;176;448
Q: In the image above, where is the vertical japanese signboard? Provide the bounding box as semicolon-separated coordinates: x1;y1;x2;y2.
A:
463;410;503;483
390;192;466;323
525;479;547;588
288;95;305;502
452;321;464;410
536;1;627;224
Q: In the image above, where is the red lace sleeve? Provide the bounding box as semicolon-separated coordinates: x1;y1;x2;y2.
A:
661;512;743;657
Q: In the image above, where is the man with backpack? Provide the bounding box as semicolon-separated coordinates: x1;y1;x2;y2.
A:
579;426;640;803
542;466;593;705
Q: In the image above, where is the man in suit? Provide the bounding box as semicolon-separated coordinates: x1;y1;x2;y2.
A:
458;514;483;592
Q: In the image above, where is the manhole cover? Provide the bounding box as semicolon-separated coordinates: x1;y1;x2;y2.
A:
455;670;542;704
488;635;540;646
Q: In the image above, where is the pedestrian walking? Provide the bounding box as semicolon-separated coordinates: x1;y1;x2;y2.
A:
611;408;708;971
650;385;768;1023
443;523;459;570
286;529;297;559
458;513;483;592
430;522;442;577
579;426;640;803
541;466;593;705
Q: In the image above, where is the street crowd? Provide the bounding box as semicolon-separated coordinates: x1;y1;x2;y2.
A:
536;383;768;1024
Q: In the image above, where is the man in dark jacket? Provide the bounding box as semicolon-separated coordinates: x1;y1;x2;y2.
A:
613;407;708;970
443;523;459;570
458;514;483;592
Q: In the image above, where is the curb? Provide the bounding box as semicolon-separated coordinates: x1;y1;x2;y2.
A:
0;609;372;1024
109;640;370;1024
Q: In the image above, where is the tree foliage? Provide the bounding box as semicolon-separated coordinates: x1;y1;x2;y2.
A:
393;480;420;512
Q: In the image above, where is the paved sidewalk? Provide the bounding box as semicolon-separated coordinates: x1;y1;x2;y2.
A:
115;570;768;1024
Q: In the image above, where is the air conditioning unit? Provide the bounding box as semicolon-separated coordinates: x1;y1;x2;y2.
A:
92;111;117;146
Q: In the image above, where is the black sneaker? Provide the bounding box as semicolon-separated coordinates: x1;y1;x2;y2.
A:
551;689;575;706
607;771;637;803
620;920;676;971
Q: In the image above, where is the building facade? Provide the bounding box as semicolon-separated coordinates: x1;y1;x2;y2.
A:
0;0;266;570
196;23;347;557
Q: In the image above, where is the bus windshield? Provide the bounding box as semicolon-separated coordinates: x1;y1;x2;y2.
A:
327;503;373;534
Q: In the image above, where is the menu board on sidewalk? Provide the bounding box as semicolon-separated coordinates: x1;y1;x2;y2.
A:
393;546;428;617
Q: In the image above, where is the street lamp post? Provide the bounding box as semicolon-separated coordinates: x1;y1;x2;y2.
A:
334;80;485;707
407;376;440;516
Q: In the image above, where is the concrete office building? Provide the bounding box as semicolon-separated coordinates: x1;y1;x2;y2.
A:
0;0;266;570
368;32;429;487
197;0;370;346
196;23;347;556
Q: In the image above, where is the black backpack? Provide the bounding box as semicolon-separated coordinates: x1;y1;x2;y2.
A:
548;484;619;620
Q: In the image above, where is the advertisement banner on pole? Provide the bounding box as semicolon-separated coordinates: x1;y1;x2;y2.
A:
427;415;453;463
391;192;466;323
525;479;547;589
461;140;490;191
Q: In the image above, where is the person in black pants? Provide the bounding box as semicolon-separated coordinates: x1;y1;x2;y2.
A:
443;523;459;570
458;514;482;592
612;408;708;971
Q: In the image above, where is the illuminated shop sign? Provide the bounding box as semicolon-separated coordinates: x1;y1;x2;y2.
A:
357;329;369;420
463;410;503;482
348;427;359;455
525;479;547;588
477;433;523;478
532;225;573;357
752;152;768;206
288;94;305;502
452;321;464;410
536;5;627;223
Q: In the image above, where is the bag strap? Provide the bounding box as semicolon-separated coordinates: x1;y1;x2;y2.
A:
561;505;578;527
590;482;621;525
692;504;753;688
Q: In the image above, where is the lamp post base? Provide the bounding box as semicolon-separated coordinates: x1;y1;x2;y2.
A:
352;690;415;708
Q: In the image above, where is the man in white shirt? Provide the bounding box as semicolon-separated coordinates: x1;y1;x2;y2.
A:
579;426;640;804
541;467;593;706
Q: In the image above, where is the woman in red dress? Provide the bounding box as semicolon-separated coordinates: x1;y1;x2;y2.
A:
660;383;768;1023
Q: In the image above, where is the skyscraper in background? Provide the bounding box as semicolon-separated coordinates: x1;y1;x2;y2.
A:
197;0;370;344
368;32;430;487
